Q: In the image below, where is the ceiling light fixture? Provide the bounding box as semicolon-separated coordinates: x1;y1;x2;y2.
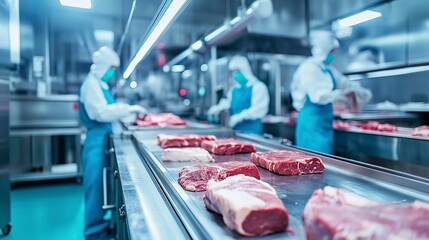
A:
59;0;92;9
339;10;382;28
123;0;190;79
171;65;185;72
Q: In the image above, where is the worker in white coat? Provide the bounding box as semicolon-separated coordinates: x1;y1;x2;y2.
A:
208;55;269;135
291;31;371;154
79;46;146;239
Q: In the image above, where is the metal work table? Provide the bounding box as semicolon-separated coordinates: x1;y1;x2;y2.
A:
110;128;429;239
263;122;429;178
111;134;189;240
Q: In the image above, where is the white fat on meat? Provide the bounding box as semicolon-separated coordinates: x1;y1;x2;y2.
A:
162;147;214;162
206;175;279;235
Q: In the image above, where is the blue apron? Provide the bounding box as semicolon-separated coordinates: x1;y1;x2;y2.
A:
79;81;115;239
296;67;336;154
230;85;263;135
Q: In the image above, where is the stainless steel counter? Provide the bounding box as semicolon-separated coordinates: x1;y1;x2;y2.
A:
111;129;429;239
112;134;189;240
263;122;429;178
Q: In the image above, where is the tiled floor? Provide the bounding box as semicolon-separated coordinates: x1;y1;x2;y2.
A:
2;182;84;240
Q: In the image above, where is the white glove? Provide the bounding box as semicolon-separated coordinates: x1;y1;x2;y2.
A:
355;88;372;104
129;105;147;114
229;115;242;128
208;106;221;115
208;98;230;115
331;89;347;102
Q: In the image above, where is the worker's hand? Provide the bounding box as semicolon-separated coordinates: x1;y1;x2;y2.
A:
355;88;372;104
228;115;242;128
129;105;147;114
332;89;347;102
207;106;220;115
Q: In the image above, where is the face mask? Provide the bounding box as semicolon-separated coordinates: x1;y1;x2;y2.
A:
233;71;247;85
323;53;336;65
101;68;116;82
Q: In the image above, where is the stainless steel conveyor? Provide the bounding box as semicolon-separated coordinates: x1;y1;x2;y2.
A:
110;127;429;239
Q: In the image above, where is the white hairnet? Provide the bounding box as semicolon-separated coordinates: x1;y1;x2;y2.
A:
309;30;339;62
228;55;256;83
90;46;120;79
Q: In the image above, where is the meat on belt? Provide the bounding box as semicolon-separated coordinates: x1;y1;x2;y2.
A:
152;133;427;238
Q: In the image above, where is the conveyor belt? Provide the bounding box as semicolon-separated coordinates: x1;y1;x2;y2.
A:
132;130;429;239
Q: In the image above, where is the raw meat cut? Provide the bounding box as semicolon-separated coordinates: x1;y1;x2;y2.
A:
303;186;429;240
204;175;289;236
201;139;256;155
358;121;397;132
413;125;429;137
158;134;216;148
332;120;352;130
178;162;260;192
162;148;214;162
358;121;380;130
134;113;187;127
250;150;324;175
377;123;397;132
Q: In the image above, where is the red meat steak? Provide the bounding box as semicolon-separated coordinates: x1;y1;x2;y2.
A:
204;175;289;236
332;120;352;130
158;134;216;148
178;161;260;192
358;121;397;132
413;125;429;137
250;150;324;175
303;186;429;240
134;113;187;127
201;138;256;155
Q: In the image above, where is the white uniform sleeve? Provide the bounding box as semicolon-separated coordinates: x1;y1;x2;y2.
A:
208;89;232;115
332;69;372;103
235;81;269;120
302;65;337;105
80;77;133;122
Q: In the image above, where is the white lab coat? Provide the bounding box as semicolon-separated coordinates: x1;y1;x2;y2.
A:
291;57;371;111
79;73;134;122
214;79;270;121
209;55;270;123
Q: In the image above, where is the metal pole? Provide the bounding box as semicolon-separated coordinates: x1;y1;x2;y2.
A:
210;47;217;106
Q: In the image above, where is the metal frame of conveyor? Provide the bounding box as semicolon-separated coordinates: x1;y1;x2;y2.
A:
107;128;429;239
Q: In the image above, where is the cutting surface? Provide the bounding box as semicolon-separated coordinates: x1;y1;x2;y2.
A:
137;136;429;239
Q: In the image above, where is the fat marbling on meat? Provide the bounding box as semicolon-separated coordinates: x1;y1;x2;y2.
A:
201;138;256;155
178;161;260;192
250;150;324;175
162;147;214;162
204;174;289;236
303;186;429;240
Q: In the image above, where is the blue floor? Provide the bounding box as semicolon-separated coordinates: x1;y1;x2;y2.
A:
3;182;84;240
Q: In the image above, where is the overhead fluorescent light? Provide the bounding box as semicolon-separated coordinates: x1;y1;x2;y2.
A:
171;65;185;72
123;0;189;79
59;0;92;9
339;10;381;28
129;81;137;89
204;25;228;42
200;64;208;72
191;40;203;51
229;16;241;25
163;65;170;72
182;69;192;78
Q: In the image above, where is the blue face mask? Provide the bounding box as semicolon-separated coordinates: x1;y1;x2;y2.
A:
233;71;248;85
101;68;116;82
323;53;336;65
